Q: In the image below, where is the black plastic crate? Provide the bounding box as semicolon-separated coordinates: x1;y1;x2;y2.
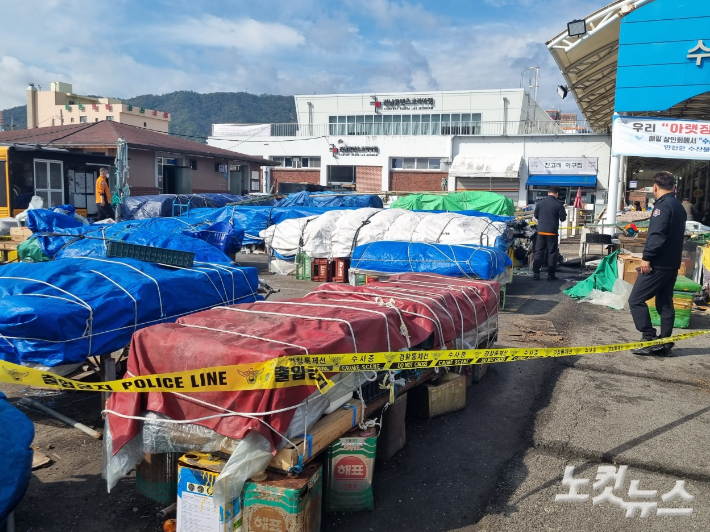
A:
585;233;612;244
106;240;195;268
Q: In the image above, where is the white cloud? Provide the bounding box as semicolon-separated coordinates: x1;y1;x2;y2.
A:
346;0;444;29
484;0;535;6
157;15;305;52
0;0;595;116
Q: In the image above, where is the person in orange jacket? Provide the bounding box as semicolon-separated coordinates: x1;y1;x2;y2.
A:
95;167;114;220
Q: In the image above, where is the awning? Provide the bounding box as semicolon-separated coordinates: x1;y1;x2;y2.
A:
449;155;522;178
526;175;597;187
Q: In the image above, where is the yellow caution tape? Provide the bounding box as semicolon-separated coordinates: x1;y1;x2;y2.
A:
1;330;707;394
0;359;334;394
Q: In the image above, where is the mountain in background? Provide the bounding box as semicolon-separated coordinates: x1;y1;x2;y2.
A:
0;91;296;142
1;105;27;130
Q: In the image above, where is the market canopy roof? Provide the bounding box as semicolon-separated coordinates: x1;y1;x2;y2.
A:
526;175;597;187
448;155;522;178
547;0;710;133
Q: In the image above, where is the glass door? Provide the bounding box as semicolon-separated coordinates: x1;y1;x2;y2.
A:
34;159;64;208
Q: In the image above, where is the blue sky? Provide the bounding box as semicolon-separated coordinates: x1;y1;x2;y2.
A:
0;0;604;113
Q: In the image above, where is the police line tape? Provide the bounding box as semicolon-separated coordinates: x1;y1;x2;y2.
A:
1;330;708;394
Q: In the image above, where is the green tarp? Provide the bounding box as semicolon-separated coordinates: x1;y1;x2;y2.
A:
390;191;515;216
674;275;702;293
564;251;620;299
17;239;50;263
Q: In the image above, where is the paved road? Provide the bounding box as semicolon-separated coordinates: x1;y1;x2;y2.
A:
4;261;709;532
315;270;710;532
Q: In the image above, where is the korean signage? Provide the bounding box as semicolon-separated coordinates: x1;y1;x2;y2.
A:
611;115;710;160
370;96;435;112
528;157;598;175
687;40;710;66
616;2;710;112
331;144;379;156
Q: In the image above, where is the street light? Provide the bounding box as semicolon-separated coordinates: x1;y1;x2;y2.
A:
557;85;569;99
567;19;587;37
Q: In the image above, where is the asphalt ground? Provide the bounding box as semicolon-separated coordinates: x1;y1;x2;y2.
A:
3;255;710;532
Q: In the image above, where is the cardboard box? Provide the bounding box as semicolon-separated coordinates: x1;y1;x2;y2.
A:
376;393;407;462
243;463;321;532
269;400;362;472
177;452;242;532
619;255;686;286
10;227;32;242
136;452;179;505
411;372;466;419
325;427;377;512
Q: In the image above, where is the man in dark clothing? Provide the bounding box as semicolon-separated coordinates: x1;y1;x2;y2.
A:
533;186;567;281
628;171;686;356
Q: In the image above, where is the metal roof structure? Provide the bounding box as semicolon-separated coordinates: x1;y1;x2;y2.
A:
547;0;658;133
549;0;710;134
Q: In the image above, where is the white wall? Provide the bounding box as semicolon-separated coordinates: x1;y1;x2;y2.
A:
210;134;452;188
209;130;610;202
294;89;530;124
453;134;612;206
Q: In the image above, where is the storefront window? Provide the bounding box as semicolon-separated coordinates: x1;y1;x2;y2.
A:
391;157;441;170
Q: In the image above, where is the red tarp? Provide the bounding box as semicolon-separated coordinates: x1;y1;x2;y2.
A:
107;299;431;454
306;274;499;346
107;274;500;455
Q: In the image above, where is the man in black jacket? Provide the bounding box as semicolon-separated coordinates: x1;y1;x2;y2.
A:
629;171;686;356
533;186;567;281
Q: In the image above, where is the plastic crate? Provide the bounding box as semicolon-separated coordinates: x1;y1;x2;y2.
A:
106;240;194;268
333;258;350;283
585;233;612;244
295;252;312;281
312;258;334;282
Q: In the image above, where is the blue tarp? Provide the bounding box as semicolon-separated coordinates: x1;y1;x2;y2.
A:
0;392;34;527
185;206;356;245
351;241;512;280
0;258;261;367
276;191;384;208
26;210;244;259
120;193;275;220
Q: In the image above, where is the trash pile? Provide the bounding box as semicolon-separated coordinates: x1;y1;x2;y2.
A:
565;249;705;327
101;273;501;528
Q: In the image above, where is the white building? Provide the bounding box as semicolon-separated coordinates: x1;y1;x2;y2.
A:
208;89;612;208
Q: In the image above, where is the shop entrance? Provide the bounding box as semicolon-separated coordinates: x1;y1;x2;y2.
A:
229;166;249;196
162;166;191;194
527;186;596;206
327;165;355;189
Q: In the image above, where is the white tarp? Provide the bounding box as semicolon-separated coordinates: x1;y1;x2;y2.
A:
449;154;522;178
261;208;510;259
611;115;710;160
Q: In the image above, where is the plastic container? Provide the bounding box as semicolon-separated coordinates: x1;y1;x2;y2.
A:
312;258;333;282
